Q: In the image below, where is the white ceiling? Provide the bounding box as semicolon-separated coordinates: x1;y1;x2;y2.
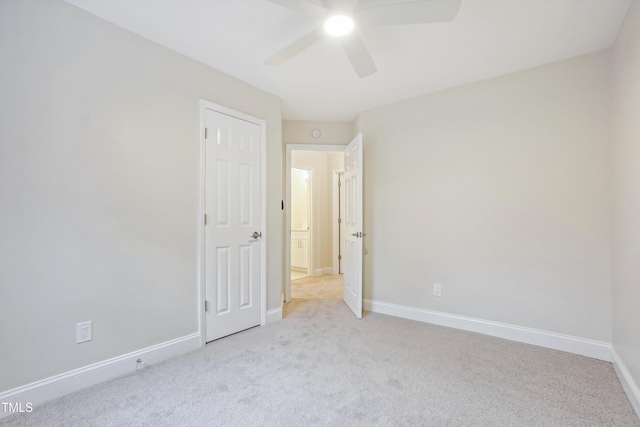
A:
64;0;631;121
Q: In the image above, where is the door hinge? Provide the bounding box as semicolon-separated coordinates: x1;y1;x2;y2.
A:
204;214;208;225
338;179;341;188
338;218;341;224
204;128;208;139
204;300;209;312
338;255;342;261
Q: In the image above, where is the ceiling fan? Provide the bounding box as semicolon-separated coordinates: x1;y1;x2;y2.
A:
264;0;462;78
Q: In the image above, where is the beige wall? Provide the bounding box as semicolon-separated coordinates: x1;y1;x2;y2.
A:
612;0;640;406
283;121;354;145
356;50;613;341
0;0;282;392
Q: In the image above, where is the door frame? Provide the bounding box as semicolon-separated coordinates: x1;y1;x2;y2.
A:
290;163;314;280
198;100;267;347
332;169;344;275
285;144;346;302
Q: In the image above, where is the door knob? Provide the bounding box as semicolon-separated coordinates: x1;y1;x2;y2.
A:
251;231;262;239
351;232;366;238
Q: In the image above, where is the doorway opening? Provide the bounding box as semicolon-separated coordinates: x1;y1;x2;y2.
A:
285;145;346;304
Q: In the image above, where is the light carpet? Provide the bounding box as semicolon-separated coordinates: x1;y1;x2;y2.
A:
290;274;343;298
2;276;638;426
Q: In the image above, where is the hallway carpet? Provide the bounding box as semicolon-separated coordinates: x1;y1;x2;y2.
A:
290;274;343;299
2;278;638;426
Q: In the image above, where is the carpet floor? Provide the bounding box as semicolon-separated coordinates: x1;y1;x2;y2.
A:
2;275;638;426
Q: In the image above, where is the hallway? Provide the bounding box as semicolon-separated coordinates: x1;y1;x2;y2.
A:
284;274;343;317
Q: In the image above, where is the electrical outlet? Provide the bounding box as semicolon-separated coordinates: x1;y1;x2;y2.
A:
433;283;442;297
76;321;92;344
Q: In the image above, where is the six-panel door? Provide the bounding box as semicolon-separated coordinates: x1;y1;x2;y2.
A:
205;109;261;342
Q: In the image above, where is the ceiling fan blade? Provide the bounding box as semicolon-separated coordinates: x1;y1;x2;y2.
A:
264;0;330;19
341;33;377;78
311;0;359;13
332;0;362;13
320;0;334;9
355;0;461;26
264;28;325;66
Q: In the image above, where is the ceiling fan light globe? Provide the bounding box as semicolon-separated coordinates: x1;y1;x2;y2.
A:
324;15;354;37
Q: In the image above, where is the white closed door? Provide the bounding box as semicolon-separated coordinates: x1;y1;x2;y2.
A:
205;109;262;342
343;133;363;318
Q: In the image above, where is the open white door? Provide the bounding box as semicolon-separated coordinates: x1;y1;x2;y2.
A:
343;133;363;318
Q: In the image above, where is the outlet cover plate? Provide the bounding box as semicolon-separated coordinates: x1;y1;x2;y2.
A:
76;321;92;344
433;283;442;297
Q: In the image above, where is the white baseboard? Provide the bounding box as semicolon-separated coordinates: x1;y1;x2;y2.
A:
364;299;612;361
0;333;201;419
612;348;640;419
313;267;334;276
266;307;282;324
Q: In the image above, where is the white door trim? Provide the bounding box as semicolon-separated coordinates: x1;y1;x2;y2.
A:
332;169;344;275
285;144;346;302
198;100;267;347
